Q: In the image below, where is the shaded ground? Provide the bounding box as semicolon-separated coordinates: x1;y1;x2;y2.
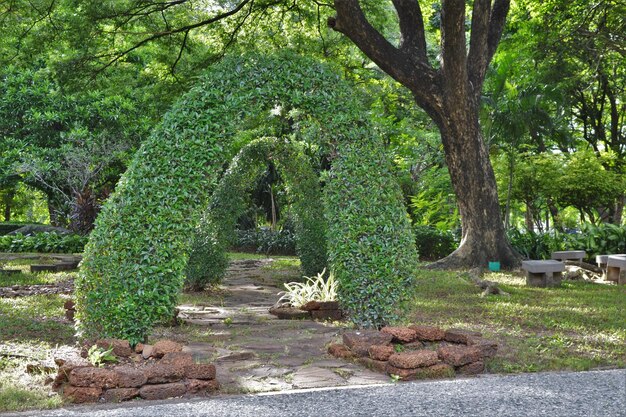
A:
162;259;387;393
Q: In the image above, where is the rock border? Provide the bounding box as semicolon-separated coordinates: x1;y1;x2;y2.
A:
328;325;497;381
53;339;219;403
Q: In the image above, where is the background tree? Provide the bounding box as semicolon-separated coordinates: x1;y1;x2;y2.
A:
328;0;518;268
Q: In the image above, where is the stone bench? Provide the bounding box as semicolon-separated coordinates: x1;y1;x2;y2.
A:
606;255;626;285
596;254;626;280
521;260;565;287
551;250;586;263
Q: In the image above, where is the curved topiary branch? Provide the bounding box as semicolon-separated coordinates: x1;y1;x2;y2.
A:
186;137;327;290
76;52;418;344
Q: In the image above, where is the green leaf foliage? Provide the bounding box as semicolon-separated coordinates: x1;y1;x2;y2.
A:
325;139;418;328
0;232;87;253
187;137;327;288
77;52;418;343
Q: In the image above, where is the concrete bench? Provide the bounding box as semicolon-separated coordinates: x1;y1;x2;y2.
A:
551;250;586;263
521;260;565;287
596;254;626;280
606;255;626;285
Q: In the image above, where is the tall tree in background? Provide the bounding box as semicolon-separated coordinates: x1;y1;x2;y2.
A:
329;0;519;268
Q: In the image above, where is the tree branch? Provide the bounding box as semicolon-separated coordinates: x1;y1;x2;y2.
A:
486;0;510;68
391;0;428;64
329;0;440;116
440;0;469;105
96;0;253;74
467;0;491;96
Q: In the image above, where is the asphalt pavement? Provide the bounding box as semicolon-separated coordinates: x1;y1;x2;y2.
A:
5;369;625;417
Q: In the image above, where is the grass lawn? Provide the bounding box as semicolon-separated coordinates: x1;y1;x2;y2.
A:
409;269;625;373
0;253;624;412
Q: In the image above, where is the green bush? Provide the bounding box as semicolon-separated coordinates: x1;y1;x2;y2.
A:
413;225;458;261
234;227;297;255
0;232;87;253
77;53;378;344
187;137;326;289
508;224;626;261
325;139;418;328
562;223;626;258
184;217;229;291
507;229;564;260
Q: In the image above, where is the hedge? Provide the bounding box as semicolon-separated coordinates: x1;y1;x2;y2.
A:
325;139;418;328
186;137;326;290
76;52;417;344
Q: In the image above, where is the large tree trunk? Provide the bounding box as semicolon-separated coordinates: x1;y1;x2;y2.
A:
3;188;14;222
330;0;520;269
429;108;519;269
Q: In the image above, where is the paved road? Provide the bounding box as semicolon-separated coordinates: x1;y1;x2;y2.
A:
6;370;625;417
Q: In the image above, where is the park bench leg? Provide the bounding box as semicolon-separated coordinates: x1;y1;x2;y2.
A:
606;266;619;282
547;272;562;287
526;272;547;287
619;270;626;285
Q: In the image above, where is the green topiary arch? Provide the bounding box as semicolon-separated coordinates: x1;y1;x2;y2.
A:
185;137;326;290
76;52;418;344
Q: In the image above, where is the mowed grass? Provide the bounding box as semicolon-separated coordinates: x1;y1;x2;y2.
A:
0;294;74;412
0;267;75;287
408;269;626;373
0;259;77;411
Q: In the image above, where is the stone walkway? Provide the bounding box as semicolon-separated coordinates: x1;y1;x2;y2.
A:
174;259;388;394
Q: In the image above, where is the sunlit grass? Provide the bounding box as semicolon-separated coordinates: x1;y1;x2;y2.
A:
0;341;71;412
0;259;77;286
408;268;626;373
0;294;74;345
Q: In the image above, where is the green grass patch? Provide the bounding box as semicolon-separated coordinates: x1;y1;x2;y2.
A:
0;341;70;412
0;259;77;287
261;258;301;271
408;269;626;373
0;294;75;345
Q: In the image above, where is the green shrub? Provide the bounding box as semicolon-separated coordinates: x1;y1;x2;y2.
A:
413;225;458;261
507;229;565;260
0;232;87;253
562;223;626;258
184;218;229;291
77;53;374;344
234;227;296;255
508;224;626;261
278;269;337;307
325;139;418;328
187;137;326;289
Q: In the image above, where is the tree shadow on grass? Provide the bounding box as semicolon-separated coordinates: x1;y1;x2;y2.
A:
0;294;75;346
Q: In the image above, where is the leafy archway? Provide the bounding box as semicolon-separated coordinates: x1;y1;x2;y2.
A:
186;137;326;290
76;52;417;344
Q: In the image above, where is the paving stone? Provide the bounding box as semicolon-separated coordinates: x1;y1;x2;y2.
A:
291;366;346;389
186;379;220;395
63;386;102;403
102;388;139;402
68;367;118;388
388;350;439;369
139;383;186;400
409;325;446;341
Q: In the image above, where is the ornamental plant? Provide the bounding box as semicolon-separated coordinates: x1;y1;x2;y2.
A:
277;269;338;308
77;52;417;344
187;137;327;288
